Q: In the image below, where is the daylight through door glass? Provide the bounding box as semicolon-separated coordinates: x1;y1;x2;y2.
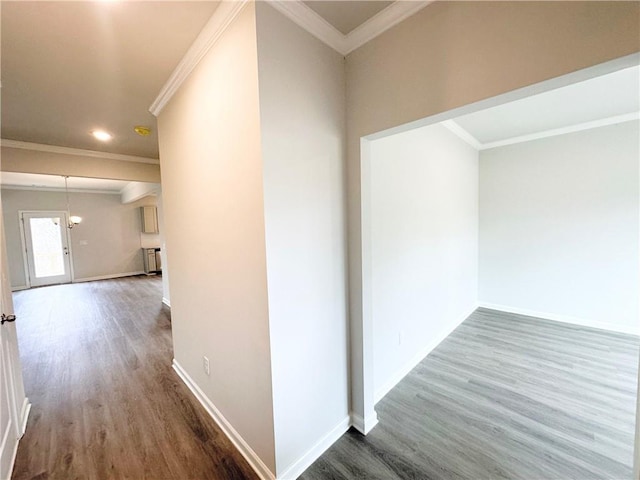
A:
30;217;65;278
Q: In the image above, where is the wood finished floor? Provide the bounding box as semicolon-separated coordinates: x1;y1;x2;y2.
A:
11;276;258;480
300;308;639;480
11;278;639;480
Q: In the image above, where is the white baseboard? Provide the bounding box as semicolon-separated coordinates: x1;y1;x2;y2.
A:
172;359;276;480
478;302;640;336
277;416;350;480
5;434;19;480
350;411;379;435
73;271;145;283
162;297;171;308
374;304;477;404
10;285;28;292
19;398;31;436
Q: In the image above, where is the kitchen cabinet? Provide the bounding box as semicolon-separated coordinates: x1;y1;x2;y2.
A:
140;206;159;233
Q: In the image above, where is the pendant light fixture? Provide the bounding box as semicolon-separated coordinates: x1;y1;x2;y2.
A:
64;176;82;229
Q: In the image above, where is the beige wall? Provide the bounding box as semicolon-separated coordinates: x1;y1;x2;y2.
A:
2;147;161;183
2;188;157;288
345;1;640;423
157;3;276;474
255;3;348;476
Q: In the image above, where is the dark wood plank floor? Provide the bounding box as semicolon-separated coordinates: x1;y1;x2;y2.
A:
300;308;639;480
11;275;257;480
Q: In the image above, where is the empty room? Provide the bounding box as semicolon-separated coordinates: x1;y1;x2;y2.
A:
1;1;639;480
300;64;639;479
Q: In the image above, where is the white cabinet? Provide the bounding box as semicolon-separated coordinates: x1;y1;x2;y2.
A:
143;248;162;274
140;206;159;233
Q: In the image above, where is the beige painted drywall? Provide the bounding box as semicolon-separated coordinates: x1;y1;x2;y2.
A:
157;3;276;474
1;188;157;287
345;0;640;423
1;147;161;183
255;3;348;476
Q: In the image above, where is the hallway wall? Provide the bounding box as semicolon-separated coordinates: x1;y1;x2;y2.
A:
157;3;276;475
256;3;348;476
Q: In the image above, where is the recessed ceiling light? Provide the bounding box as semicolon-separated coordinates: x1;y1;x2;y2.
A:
91;130;112;142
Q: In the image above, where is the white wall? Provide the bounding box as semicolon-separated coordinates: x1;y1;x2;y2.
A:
255;3;348;477
157;3;276;475
1;188;157;288
370;123;478;402
479;121;639;334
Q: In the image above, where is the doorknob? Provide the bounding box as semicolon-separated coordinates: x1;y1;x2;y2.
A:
1;314;16;325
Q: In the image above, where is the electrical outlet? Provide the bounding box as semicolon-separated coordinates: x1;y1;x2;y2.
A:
398;330;403;346
203;356;210;376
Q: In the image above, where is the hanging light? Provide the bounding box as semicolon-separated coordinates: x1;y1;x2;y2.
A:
64;176;82;229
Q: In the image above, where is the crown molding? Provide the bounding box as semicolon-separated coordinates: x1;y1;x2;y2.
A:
441;120;482;150
268;0;433;56
343;1;434;55
149;0;249;117
268;1;347;54
149;0;431;114
480;112;640;150
441;112;640;151
0;139;159;165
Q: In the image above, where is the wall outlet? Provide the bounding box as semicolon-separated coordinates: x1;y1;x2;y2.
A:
398;330;403;346
203;356;210;376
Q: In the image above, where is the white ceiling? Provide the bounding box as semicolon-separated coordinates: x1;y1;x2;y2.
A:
0;172;132;194
452;65;640;147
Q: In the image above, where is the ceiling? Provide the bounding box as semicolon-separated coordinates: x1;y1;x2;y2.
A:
304;1;393;35
3;1;637;167
1;1;409;162
0;172;132;194
450;65;640;148
1;1;220;159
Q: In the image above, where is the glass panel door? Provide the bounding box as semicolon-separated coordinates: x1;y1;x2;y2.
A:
21;212;72;287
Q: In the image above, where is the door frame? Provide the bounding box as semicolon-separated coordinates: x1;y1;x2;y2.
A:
0;200;30;479
18;210;75;289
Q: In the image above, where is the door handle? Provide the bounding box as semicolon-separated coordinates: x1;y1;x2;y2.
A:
1;314;16;325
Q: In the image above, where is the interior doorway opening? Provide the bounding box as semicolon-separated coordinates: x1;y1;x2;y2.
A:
356;54;640;476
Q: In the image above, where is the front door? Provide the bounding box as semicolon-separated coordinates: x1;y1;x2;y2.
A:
21;211;72;287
